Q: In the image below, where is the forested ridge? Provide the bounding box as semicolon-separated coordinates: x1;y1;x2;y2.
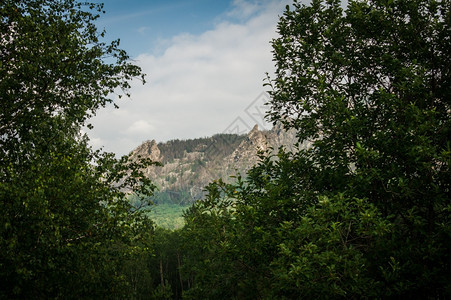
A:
1;0;450;299
157;134;246;163
128;123;297;216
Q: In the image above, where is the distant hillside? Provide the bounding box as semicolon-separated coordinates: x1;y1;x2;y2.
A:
129;123;299;205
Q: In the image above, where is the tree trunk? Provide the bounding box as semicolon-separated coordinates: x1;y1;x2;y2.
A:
177;252;183;293
160;258;164;287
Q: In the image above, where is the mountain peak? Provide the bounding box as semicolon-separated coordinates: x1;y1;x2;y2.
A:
132;139;161;161
128;123;298;204
249;124;259;134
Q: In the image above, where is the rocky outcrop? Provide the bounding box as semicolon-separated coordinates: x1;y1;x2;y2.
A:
128;123;298;204
131;139;161;162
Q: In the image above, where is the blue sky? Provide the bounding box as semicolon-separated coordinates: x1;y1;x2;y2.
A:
95;0;233;57
87;0;292;156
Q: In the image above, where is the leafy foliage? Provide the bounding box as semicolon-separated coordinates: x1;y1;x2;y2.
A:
180;152;395;299
265;0;451;296
177;0;451;298
0;0;155;297
2;0;450;298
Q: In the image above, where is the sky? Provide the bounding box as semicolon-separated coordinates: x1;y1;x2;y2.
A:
87;0;292;156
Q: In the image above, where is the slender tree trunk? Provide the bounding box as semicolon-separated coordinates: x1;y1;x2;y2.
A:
160;258;164;287
177;252;183;293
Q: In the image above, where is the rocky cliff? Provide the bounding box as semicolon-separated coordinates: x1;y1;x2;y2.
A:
129;123;298;204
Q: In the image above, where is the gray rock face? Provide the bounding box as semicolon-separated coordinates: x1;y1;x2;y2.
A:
131;139;161;162
128;123;298;203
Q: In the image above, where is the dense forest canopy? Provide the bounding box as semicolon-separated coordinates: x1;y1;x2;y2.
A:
0;0;156;297
1;0;450;299
178;0;450;298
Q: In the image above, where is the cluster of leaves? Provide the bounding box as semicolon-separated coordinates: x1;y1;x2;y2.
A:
178;154;394;299
0;0;156;298
168;0;450;298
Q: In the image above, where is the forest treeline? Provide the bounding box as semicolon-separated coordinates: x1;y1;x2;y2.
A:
1;0;450;299
158;134;246;163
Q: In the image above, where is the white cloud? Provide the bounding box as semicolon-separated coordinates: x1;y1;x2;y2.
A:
87;136;104;150
225;0;265;20
88;0;290;156
124;120;155;135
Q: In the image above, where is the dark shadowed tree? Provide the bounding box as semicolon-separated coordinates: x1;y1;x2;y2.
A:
0;0;156;297
266;0;450;296
181;0;451;298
